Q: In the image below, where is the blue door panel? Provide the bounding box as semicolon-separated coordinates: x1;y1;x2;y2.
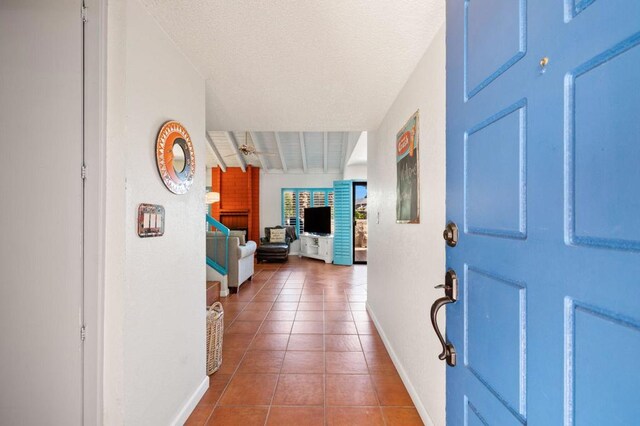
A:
569;301;640;425
569;34;640;249
465;267;525;417
447;0;640;424
333;180;353;265
465;100;526;238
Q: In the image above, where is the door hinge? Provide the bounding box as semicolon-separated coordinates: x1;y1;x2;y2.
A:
80;325;86;341
81;164;87;180
81;5;88;23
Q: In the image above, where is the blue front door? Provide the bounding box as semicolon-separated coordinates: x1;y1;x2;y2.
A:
445;0;640;424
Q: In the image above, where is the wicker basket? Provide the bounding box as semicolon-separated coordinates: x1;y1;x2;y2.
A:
206;302;224;375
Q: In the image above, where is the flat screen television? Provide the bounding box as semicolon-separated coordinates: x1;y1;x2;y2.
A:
303;206;331;235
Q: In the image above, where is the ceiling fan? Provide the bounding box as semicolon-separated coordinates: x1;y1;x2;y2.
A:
224;132;277;157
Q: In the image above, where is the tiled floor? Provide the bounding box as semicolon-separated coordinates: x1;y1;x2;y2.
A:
187;257;423;426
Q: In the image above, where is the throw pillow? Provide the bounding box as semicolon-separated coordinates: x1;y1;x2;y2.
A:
269;228;286;243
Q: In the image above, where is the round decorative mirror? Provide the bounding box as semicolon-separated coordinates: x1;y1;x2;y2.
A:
156;121;195;194
172;140;186;174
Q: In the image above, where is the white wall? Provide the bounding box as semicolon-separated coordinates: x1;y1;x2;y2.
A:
260;171;343;253
105;1;207;424
343;163;367;180
367;24;446;426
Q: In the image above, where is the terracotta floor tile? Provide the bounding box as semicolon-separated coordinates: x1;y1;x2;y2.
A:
284;282;304;288
326;406;385;426
265;310;297;321
301;288;324;295
199;374;232;404
351;311;373;322
279;288;303;295
272;374;324;406
245;301;274;311
217;349;245;374
190;259;415;425
218;373;278;406
287;334;324;351
325;321;358;335
325;375;378;406
276;294;301;302
324;302;350;311
325;335;362;352
299;294;324;302
298;302;324;311
206;406;269;426
355;321;377;335
324;311;353;322
259;321;293;334
358;335;386;351
252;293;279;302
223;334;255;351
382;407;424;425
257;287;282;294
185;404;214;425
364;351;396;375
237;351;285;374
266;406;324;426
235;310;270;322
370;373;414;406
226;321;262;335
350;302;367;311
271;302;299;311
326;352;369;374
248;334;290;351
281;351;324;374
291;321;324;334
295;310;324;321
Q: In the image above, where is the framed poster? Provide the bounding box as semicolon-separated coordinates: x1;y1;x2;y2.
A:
396;110;420;223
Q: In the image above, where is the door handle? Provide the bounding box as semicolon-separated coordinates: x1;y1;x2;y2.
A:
430;269;458;367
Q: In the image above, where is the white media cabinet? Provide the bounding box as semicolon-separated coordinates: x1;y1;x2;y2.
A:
299;233;334;263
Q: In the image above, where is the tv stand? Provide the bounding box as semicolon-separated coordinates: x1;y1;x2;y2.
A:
299;233;333;263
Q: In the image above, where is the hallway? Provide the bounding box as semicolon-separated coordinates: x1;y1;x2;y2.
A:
188;258;422;425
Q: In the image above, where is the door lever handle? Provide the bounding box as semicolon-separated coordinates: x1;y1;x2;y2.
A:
429;270;458;367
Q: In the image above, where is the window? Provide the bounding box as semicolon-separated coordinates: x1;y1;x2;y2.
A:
282;188;334;236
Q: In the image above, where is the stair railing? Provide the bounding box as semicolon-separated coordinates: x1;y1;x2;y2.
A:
206;214;229;275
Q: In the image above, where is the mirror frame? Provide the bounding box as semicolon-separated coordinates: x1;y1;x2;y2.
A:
155;121;196;194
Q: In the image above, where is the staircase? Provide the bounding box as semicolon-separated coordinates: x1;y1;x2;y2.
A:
206;281;221;306
206;214;230;297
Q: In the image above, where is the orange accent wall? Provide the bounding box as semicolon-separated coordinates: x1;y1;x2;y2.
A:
210;166;260;243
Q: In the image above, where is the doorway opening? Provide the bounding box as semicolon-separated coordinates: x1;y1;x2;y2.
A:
353;181;367;264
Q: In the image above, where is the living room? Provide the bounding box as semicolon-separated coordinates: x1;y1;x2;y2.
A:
205;130;368;280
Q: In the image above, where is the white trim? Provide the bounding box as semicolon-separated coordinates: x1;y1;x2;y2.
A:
170;376;209;426
83;0;107;424
366;303;436;426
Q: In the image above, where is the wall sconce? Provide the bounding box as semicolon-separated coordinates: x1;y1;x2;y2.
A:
206;191;220;204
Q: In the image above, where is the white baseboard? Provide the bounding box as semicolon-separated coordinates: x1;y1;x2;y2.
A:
366;303;436;426
171;376;209;426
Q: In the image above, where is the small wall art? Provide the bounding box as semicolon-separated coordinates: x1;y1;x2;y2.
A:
396;110;420;223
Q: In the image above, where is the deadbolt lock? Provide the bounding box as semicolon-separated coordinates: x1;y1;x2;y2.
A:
443;222;459;247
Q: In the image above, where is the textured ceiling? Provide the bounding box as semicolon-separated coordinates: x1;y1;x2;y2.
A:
139;0;444;131
206;131;360;174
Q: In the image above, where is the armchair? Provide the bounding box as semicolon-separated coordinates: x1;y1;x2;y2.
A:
257;226;296;262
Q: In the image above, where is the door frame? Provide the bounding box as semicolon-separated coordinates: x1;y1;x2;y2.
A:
83;0;107;424
352;180;367;264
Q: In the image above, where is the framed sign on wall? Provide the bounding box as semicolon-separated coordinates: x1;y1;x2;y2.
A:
396;110;420;223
